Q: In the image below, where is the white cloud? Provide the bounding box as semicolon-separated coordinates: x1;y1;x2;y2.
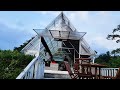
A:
98;11;114;16
67;12;76;22
34;11;48;14
40;11;48;15
34;11;60;16
0;19;22;31
34;11;89;23
64;11;89;22
99;11;107;15
77;11;89;21
87;35;120;52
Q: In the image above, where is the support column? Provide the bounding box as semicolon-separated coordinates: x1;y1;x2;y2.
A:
38;36;41;56
92;56;95;64
79;39;82;73
79;39;81;58
34;60;39;79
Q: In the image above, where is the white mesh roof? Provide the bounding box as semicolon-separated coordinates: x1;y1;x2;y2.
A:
21;35;41;56
46;12;76;31
49;30;86;40
21;12;95;56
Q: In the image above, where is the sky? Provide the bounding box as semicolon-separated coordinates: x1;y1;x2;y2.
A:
0;11;120;55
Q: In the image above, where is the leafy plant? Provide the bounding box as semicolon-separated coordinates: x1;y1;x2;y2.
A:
0;50;34;79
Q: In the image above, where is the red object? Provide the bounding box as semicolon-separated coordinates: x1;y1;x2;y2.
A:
52;61;56;64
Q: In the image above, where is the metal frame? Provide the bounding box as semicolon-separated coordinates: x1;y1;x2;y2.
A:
58;47;76;64
69;41;79;54
48;30;86;40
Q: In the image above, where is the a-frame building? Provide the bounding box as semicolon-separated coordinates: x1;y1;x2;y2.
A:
21;12;96;67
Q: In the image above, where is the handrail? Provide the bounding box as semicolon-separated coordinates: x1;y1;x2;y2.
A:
16;56;45;79
16;36;59;79
101;68;119;77
16;37;56;79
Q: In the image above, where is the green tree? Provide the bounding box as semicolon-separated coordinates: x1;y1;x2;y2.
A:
95;51;110;64
116;48;120;56
95;49;120;68
0;50;34;79
111;50;116;57
107;24;120;43
111;48;120;57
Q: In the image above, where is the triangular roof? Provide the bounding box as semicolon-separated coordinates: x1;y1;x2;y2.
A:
34;12;76;35
21;12;95;56
34;12;86;40
45;12;77;31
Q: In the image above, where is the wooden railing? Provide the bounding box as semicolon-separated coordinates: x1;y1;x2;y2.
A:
16;56;45;79
101;68;119;77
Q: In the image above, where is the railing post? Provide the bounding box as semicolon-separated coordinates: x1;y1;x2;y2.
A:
79;39;81;58
38;59;45;79
34;60;39;79
101;68;119;78
30;65;34;79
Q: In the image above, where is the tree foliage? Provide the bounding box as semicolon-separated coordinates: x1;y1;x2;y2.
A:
95;48;120;68
0;36;37;79
107;24;120;43
0;50;34;79
103;25;120;67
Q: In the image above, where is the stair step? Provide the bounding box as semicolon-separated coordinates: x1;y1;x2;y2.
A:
44;70;71;79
